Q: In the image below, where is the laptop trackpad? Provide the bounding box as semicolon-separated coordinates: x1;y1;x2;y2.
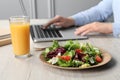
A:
59;27;82;38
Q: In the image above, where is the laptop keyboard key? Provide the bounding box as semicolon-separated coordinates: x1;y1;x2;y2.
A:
32;25;63;38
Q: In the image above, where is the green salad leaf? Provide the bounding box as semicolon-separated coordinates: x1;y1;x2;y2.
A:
57;59;72;67
63;50;75;58
52;40;60;50
64;40;80;50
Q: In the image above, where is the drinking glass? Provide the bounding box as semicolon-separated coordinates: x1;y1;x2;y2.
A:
9;16;30;58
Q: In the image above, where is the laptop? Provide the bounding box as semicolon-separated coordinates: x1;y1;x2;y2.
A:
30;25;88;42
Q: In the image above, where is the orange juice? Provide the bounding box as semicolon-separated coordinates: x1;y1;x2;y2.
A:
10;21;30;56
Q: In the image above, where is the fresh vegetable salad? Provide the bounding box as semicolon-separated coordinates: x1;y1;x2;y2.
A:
42;40;103;68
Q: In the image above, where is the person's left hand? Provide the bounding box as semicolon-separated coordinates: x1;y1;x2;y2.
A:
74;22;113;36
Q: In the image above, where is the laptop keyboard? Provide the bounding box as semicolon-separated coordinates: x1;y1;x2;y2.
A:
30;25;63;38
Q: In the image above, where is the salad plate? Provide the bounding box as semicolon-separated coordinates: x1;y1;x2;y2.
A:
39;40;112;70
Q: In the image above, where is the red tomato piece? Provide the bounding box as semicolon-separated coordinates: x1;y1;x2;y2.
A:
75;49;82;53
59;56;71;61
95;55;102;63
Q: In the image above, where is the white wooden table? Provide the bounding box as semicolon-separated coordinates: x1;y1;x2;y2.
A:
0;19;120;80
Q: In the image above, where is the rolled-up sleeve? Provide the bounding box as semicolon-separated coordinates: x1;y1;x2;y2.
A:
71;0;113;26
113;23;120;37
112;0;120;37
71;7;104;26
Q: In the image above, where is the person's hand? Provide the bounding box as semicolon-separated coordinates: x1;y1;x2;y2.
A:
43;15;75;29
74;22;113;36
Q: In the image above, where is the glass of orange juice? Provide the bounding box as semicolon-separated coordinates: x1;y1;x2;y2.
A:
9;16;30;58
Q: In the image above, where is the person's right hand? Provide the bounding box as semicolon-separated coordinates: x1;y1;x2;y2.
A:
43;15;75;29
74;22;113;36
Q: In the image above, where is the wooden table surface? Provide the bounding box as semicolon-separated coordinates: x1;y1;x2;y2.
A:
0;19;120;80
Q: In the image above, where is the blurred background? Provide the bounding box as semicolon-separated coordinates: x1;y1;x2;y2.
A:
0;0;102;19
